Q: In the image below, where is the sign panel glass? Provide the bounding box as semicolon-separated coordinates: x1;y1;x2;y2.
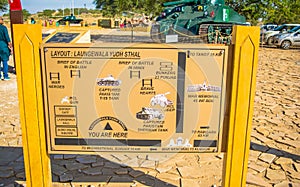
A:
41;43;228;153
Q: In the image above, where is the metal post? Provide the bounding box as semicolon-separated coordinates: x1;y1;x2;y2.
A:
223;25;260;187
13;24;52;187
131;25;134;42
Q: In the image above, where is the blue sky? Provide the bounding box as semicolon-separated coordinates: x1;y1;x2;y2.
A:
21;0;96;13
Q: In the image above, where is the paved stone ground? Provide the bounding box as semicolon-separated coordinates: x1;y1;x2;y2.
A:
246;47;300;187
0;46;299;187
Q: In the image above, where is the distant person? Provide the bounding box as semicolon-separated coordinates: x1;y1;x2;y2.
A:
0;16;12;80
30;18;36;24
123;19;127;28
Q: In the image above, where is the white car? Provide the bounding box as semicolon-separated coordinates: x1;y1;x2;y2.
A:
260;24;278;34
260;24;300;45
273;26;300;49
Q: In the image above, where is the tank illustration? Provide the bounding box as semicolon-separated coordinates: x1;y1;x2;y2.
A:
97;75;121;86
136;107;165;120
150;92;173;108
150;0;246;44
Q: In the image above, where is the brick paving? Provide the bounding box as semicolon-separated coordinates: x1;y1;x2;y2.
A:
0;47;299;187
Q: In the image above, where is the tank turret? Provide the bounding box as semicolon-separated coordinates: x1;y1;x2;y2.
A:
151;0;246;44
57;14;83;25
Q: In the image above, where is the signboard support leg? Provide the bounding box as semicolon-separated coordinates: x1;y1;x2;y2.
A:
223;26;259;187
13;24;52;186
9;0;23;71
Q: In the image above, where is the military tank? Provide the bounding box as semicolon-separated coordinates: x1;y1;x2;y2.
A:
136;107;165;120
57;14;83;25
97;75;121;86
151;0;247;44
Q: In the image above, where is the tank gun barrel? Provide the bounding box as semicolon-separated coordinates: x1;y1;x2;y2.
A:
162;0;225;7
162;0;199;7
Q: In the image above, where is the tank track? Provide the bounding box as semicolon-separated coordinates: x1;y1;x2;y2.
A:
199;23;234;44
151;23;236;44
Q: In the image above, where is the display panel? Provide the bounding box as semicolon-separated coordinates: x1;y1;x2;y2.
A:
41;43;228;153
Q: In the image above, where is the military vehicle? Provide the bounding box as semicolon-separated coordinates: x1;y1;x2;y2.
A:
57;14;83;25
97;75;121;86
151;0;247;43
136;107;165;120
260;24;300;45
150;92;173;108
273;26;300;49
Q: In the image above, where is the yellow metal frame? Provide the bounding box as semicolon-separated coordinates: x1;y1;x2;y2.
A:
13;25;259;187
13;24;52;186
223;26;260;186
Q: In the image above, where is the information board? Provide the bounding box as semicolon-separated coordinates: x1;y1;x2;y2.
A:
41;43;228;153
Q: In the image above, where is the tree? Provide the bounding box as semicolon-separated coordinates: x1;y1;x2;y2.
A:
38;9;56;18
225;0;300;25
93;0;118;17
22;9;31;20
0;0;8;12
264;0;300;24
93;0;174;17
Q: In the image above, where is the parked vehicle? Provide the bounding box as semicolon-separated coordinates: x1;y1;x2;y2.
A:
260;24;278;34
260;24;300;45
273;26;300;49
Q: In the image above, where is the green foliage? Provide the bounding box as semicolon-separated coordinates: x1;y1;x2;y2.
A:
93;0;174;17
225;0;300;25
22;9;31;20
1;0;298;25
93;0;300;25
37;9;56;18
265;0;300;24
0;0;8;12
49;8;101;17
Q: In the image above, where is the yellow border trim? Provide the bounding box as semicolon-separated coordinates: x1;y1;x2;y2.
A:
13;24;52;187
13;24;259;187
223;25;260;187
